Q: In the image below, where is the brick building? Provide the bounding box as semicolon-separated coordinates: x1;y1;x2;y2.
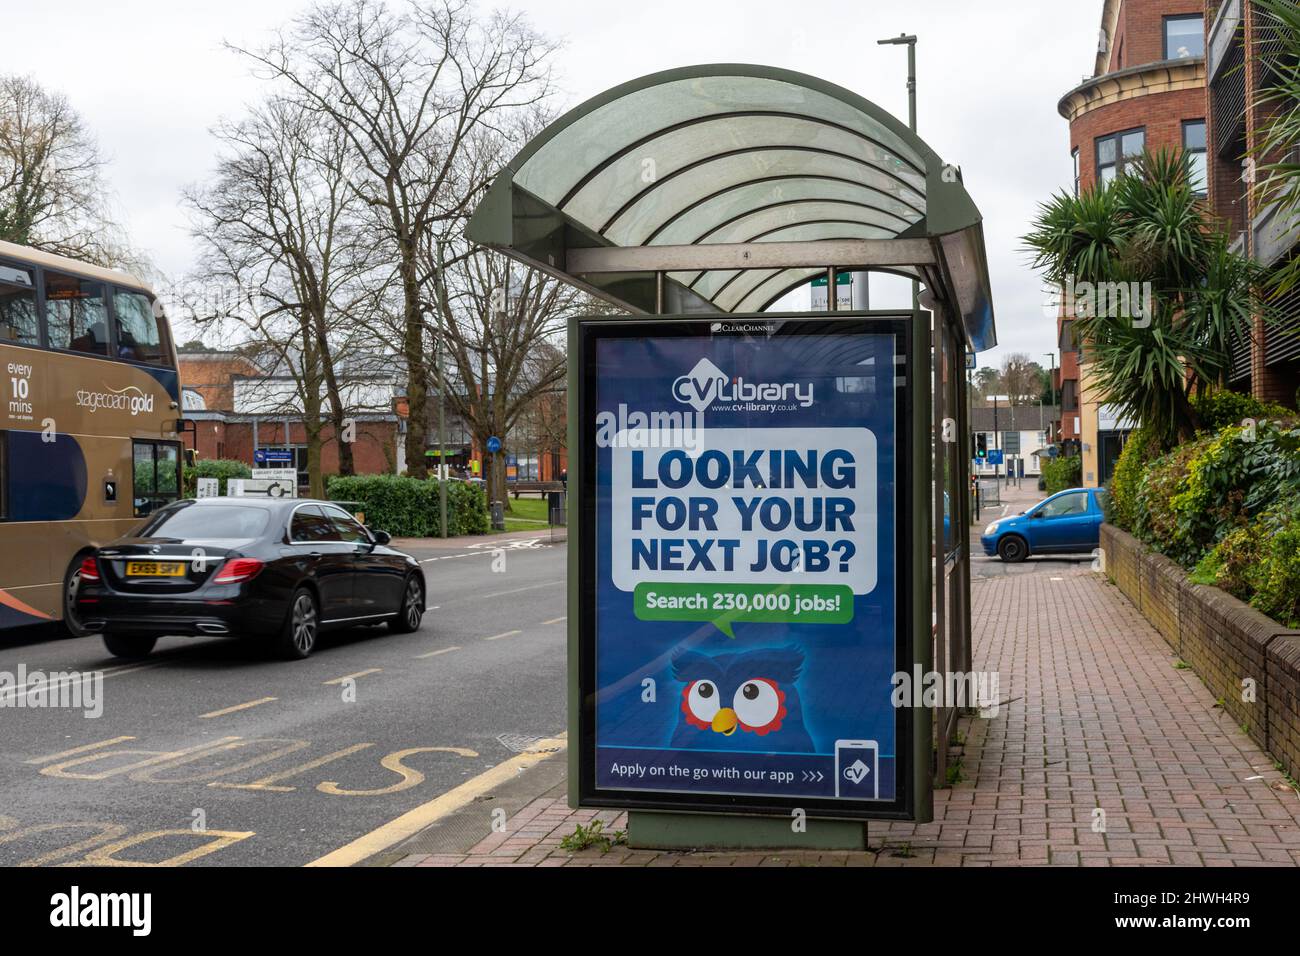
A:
1205;0;1300;404
178;346;568;488
178;347;403;486
1056;0;1209;486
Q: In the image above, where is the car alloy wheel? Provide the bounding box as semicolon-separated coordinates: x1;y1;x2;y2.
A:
291;592;317;654
404;578;423;630
389;576;424;634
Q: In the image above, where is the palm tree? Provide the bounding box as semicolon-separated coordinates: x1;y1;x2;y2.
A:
1024;150;1266;448
1252;0;1300;297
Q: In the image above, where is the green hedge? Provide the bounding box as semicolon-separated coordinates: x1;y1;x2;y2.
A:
1191;389;1290;432
1107;425;1159;527
1041;455;1081;495
182;459;252;497
1194;498;1300;628
1104;390;1300;627
326;474;488;537
1133;420;1300;567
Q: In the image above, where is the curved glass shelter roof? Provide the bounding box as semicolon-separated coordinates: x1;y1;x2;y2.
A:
466;65;996;351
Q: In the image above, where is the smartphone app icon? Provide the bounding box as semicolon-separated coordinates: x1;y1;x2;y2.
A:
834;739;879;799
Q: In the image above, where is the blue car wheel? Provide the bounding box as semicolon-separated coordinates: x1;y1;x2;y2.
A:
997;535;1028;563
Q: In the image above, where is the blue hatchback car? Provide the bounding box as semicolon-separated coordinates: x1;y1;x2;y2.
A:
980;487;1110;562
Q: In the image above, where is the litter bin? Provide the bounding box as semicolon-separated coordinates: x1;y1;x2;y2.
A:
547;490;566;527
490;500;505;531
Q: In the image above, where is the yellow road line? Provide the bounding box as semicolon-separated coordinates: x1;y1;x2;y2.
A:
483;629;521;641
541;616;566;625
24;736;136;765
323;668;382;685
415;645;461;659
199;696;278;719
306;734;567;867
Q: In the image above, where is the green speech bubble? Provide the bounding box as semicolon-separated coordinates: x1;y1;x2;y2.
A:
633;582;854;637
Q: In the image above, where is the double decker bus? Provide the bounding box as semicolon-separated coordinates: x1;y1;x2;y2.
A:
0;239;183;637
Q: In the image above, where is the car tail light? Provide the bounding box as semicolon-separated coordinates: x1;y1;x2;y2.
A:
79;556;100;582
213;558;264;584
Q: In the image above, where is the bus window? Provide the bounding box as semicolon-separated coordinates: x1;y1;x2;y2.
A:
44;270;108;356
133;440;181;517
113;288;166;364
0;264;39;346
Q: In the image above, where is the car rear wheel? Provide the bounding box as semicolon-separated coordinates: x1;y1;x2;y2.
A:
58;556;95;639
278;588;319;660
388;575;424;634
103;633;157;659
998;535;1028;563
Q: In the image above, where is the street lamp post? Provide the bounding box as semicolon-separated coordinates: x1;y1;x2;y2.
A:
877;34;919;318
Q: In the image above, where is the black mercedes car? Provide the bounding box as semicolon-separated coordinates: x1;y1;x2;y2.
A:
76;498;426;660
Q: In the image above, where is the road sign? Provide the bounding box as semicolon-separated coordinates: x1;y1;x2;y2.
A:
1001;431;1021;455
229;478;296;499
576;313;919;821
252;468;297;481
986;448;1005;466
195;477;219;499
254;448;294;465
486;436;502;454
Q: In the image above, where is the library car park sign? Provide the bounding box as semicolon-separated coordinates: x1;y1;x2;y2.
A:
576;315;916;820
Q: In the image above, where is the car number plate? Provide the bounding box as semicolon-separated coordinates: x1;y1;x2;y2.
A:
125;561;185;577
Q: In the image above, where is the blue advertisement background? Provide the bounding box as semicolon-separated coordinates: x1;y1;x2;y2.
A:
593;329;899;802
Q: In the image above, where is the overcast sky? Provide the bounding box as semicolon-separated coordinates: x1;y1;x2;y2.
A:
6;0;1101;369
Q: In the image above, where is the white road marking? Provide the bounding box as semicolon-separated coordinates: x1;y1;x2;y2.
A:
323;668;382;685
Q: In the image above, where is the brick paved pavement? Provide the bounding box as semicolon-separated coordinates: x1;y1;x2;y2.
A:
394;567;1300;867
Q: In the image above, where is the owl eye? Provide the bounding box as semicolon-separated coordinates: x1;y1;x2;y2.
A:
686;680;721;724
733;678;782;731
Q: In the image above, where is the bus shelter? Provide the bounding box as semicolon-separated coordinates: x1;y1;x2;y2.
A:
467;65;995;847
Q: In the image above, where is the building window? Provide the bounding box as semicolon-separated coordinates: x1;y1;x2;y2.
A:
1096;128;1145;186
132;440;181;517
1164;15;1205;60
1072;148;1080;195
1183;119;1207;195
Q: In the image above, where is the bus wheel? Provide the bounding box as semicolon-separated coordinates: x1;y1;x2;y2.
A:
58;556;95;639
103;634;157;659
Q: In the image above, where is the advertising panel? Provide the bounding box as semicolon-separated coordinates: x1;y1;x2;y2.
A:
577;315;915;819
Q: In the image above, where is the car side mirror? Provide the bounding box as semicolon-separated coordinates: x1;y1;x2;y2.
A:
1030;512;1043;519
370;529;391;546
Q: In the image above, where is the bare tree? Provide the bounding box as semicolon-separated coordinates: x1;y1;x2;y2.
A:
230;0;557;478
999;353;1045;405
0;74;137;266
430;244;582;508
183;94;378;497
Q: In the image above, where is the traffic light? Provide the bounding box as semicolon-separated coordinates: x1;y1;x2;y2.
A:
975;432;987;458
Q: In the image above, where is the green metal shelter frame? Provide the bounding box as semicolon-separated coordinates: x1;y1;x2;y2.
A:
466;64;996;843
